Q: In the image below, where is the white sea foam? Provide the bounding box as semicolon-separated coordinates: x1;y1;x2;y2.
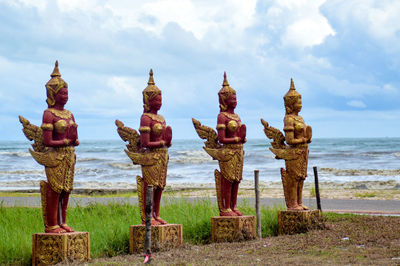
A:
0;151;31;157
107;162;140;170
320;168;400;176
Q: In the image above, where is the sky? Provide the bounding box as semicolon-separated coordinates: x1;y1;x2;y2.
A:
0;0;399;140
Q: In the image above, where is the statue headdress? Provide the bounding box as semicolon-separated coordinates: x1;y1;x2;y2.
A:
283;78;302;114
45;61;68;107
142;69;161;112
218;72;236;111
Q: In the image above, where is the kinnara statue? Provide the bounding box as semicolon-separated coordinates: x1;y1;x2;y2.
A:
19;61;79;233
261;79;312;211
116;69;172;225
193;72;246;216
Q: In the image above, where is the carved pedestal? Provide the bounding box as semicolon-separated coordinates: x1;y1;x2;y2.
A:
129;224;183;254
211;215;256;243
278;210;322;235
32;232;90;265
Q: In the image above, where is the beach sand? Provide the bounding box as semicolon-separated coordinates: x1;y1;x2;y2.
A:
1;180;399;200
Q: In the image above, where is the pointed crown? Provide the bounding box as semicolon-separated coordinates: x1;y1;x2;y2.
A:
45;60;68;107
283;78;301;100
142;69;161;112
218;72;236;111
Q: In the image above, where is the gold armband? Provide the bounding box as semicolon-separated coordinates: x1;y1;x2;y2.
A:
283;126;294;132
216;124;226;130
139;126;151;133
41;123;54;131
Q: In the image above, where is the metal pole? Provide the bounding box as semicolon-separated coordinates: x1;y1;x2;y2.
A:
254;170;261;239
144;185;153;263
313;166;322;211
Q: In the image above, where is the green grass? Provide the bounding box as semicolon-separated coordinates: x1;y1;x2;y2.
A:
0;198;284;265
354;192;376;198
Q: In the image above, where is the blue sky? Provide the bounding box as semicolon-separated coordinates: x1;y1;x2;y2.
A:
0;0;399;140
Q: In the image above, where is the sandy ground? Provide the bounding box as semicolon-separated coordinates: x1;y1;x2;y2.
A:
161;180;400;201
1;180;400;200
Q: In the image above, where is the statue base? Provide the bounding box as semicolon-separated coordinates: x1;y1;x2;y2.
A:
32;232;90;265
129;224;183;254
278;210;322;235
211;215;256;243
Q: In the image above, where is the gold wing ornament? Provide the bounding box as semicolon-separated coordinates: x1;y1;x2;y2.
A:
19;115;46;152
115;119;140;153
192;118;235;161
19;115;64;167
260;118;286;150
261;118;302;161
115;119;157;166
192;118;221;149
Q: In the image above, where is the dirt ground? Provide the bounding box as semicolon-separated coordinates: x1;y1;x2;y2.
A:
88;215;400;266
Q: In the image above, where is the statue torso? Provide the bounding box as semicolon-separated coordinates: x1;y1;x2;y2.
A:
284;114;307;145
141;113;166;143
42;108;77;143
218;112;242;140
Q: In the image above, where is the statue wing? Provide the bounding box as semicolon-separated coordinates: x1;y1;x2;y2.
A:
192;118;221;149
115;119;140;153
19;116;47;153
125;150;157;166
29;149;64;167
260;118;287;150
203;147;234;162
270;148;302;161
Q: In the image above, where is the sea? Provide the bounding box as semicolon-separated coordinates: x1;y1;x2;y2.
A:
1;138;400;191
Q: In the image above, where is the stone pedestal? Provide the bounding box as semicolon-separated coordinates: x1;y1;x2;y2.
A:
211;215;256;243
32;232;90;265
129;224;183;254
278;210;322;235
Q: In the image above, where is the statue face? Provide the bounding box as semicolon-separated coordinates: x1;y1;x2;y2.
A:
294;98;302;113
55;86;68;106
149;94;162;111
226;94;237;109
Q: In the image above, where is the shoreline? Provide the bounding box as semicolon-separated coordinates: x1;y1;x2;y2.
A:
0;180;399;200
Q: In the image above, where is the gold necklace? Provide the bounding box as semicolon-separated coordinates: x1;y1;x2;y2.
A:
47;108;72;119
221;112;239;121
143;113;165;123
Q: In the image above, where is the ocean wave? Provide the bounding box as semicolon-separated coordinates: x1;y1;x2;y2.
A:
394;153;400;158
320;168;400;176
77;157;101;162
0;151;31;158
0;169;44;175
107;162;140;170
170;150;213;164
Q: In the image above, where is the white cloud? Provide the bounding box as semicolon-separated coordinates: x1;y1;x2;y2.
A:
347;100;366;108
382;84;398;94
0;0;46;11
325;0;400;52
265;0;335;48
54;0;257;40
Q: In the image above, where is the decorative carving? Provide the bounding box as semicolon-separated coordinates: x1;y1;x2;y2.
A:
261;79;312;211
32;232;90;265
193;72;246;216
116;69;172;225
129;224;182;254
19;61;79;233
211;216;256;242
278;210;323;235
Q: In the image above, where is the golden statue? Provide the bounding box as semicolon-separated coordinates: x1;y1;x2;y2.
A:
261;79;312;211
116;69;172;225
19;61;79;233
193;72;246;216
